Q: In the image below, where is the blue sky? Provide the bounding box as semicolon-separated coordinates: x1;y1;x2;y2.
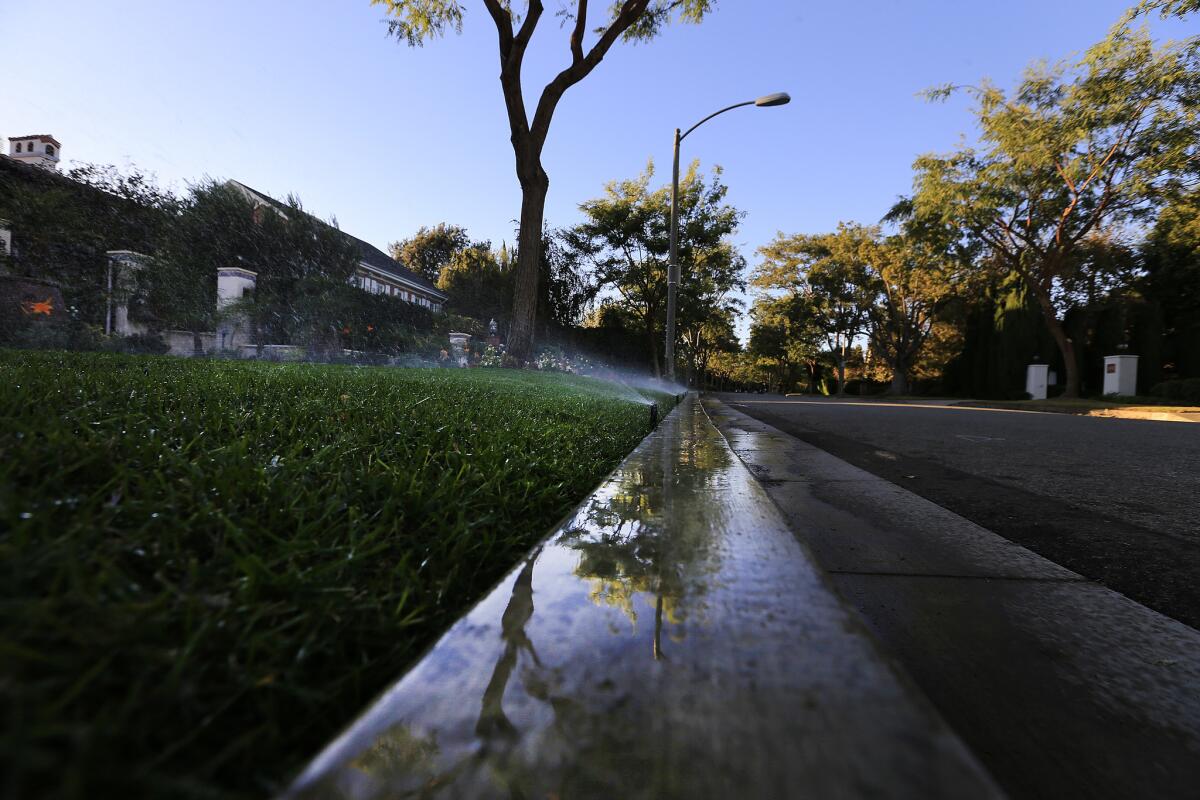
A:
1;1;1189;336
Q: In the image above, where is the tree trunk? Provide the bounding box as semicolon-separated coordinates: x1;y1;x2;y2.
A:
508;168;549;364
192;331;204;357
836;357;847;395
1046;316;1081;398
646;320;661;378
1030;285;1081;398
888;364;910;395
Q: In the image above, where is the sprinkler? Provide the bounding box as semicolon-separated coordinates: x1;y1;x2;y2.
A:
649;403;658;429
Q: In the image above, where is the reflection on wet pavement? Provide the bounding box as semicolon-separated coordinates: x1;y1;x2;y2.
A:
285;396;1000;799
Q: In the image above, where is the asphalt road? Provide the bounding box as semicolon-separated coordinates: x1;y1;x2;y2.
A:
715;394;1200;630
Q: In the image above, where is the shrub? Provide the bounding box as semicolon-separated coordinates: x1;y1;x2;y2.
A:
102;332;170;355
4;319;101;352
1149;377;1200;403
480;344;503;367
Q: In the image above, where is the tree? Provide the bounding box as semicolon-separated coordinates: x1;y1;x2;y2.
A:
755;228;873;395
563;161;743;377
911;21;1199;396
371;0;715;361
436;243;512;323
840;224;963;395
678;302;739;388
1134;0;1199;17
747;294;824;394
1141;189;1200;378
389;223;471;283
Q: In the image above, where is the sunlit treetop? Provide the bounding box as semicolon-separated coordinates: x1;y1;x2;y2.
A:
1132;0;1199;18
370;0;713;47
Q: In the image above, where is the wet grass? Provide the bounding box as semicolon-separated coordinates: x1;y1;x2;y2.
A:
0;350;674;800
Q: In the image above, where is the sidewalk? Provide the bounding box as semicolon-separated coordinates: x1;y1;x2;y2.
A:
283;394;999;799
704;396;1200;799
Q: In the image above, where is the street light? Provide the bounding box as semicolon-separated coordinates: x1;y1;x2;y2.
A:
664;92;790;383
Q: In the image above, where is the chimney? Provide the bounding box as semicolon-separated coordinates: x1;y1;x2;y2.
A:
8;135;61;170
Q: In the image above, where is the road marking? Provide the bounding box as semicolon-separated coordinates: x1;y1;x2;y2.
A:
956;434;1006;443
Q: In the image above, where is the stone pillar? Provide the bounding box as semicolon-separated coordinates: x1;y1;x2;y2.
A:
449;332;471;367
0;218;12;270
105;250;150;335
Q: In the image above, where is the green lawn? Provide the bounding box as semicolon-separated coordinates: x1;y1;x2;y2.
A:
0;350;674;799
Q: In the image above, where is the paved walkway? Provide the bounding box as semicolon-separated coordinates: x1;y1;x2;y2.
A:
284;395;999;799
705;396;1200;800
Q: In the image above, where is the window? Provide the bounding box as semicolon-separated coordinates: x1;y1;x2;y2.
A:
45;145;55;156
14;143;21;153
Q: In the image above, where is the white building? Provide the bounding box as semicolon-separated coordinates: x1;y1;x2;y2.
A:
7;135;61;170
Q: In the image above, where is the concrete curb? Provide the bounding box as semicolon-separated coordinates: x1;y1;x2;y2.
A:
1085;408;1200;422
705;396;1200;799
282;394;1002;800
949;400;1200;422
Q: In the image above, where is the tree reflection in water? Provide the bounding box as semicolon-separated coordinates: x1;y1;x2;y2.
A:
306;402;733;798
559;404;724;660
475;546;542;739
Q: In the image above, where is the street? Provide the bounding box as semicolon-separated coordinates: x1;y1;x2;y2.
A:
716;394;1200;630
705;395;1200;799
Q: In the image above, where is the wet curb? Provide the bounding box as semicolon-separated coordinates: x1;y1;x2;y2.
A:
281;394;1001;799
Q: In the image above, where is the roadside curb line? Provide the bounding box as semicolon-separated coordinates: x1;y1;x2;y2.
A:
948;401;1200;422
1085;408;1200;422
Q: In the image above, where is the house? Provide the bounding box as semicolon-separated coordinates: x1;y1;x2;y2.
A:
228;181;447;312
1;134;449;355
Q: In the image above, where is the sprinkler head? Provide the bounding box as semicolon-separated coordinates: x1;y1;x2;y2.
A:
650;403;659;429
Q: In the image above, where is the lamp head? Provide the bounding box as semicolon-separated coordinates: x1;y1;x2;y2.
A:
754;92;791;107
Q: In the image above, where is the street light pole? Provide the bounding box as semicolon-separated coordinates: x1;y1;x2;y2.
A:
665;126;682;383
664;92;790;384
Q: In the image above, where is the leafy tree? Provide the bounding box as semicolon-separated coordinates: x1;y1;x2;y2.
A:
910;21;1199;395
1141;189;1200;378
680;303;739;388
389;223;471;283
1133;0;1199;17
371;0;716;361
747;293;825;394
842;224;965;395
437;243;512;323
563;161;743;377
538;231;596;335
755;228;873;395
